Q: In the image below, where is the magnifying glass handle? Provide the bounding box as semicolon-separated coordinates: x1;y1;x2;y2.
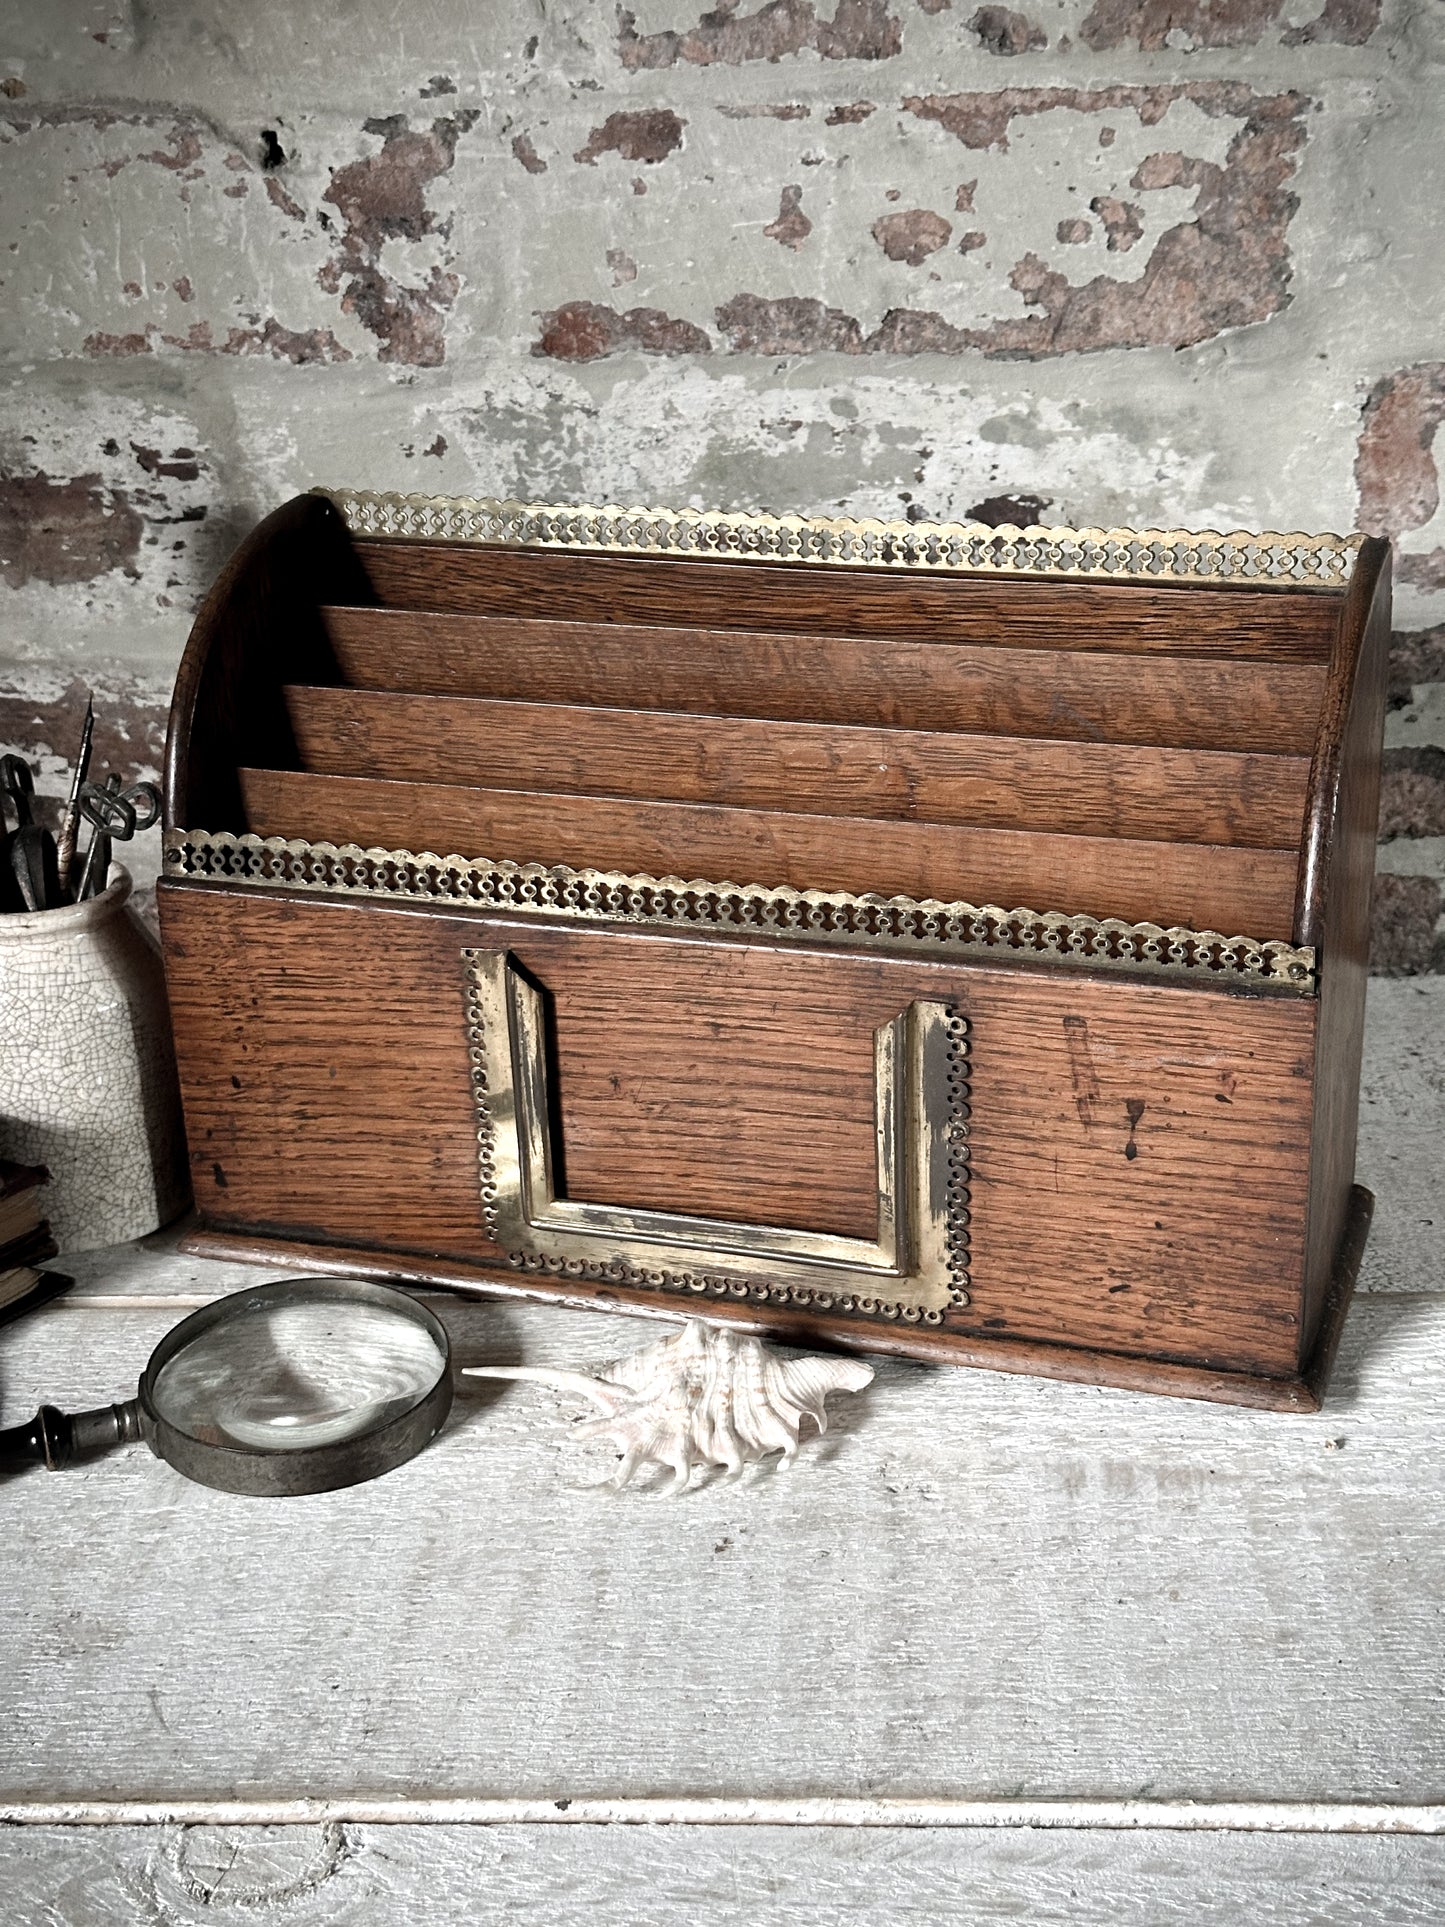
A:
0;1399;141;1475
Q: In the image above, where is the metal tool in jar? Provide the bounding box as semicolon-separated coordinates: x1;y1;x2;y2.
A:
0;695;161;913
53;692;94;895
73;772;162;900
0;754;60;913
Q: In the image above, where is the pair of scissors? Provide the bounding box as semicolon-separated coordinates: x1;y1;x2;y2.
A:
77;776;161;842
1;754;60;912
74;776;162;900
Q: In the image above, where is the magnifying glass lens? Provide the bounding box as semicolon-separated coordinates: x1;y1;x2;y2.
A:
0;1277;454;1494
151;1296;450;1453
138;1278;455;1495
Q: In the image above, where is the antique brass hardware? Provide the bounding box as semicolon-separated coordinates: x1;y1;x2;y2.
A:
462;948;972;1325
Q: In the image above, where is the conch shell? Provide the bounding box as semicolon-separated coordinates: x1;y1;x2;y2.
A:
464;1318;874;1493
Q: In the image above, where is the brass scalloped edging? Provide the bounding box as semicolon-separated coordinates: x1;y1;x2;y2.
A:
163;830;1317;994
941;1009;971;1308
322;488;1360;587
463;946;972;1328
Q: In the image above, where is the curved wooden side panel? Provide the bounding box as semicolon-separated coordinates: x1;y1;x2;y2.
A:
1295;536;1391;1357
164;493;372;832
1293;536;1392;952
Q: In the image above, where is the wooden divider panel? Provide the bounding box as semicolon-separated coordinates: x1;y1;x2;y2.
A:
318;607;1330;756
353;541;1341;662
237;766;1302;936
281;684;1310;849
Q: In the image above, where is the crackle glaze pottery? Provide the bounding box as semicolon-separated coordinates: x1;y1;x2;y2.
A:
0;868;190;1252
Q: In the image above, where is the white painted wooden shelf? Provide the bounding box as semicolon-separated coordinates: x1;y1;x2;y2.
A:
1;979;1442;1925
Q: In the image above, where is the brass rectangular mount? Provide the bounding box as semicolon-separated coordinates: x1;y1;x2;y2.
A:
462;949;972;1327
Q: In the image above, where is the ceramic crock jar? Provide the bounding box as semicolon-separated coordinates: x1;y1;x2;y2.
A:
0;867;190;1252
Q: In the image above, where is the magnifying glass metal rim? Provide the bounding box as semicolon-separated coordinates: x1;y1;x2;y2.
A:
136;1276;456;1498
0;1276;456;1495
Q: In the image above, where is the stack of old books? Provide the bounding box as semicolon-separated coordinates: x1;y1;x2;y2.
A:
0;1161;70;1329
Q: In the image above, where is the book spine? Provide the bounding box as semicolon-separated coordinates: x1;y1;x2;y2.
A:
0;1271;75;1332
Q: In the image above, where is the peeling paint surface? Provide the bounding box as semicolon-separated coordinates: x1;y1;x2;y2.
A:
2;105;476;368
969;7;1049;55
507;85;1306;363
0;0;1441;973
1357;365;1445;591
575;110;686;165
319;113;477;365
0;473;143;589
1079;0;1381;47
618;2;905;68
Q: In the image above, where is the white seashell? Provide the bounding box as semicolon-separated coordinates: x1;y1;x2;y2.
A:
463;1318;875;1493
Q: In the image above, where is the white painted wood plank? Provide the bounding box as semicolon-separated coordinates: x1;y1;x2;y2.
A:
1356;977;1445;1292
7;1799;1445;1829
3;1290;1444;1807
4;1821;1445;1927
55;1235;284;1307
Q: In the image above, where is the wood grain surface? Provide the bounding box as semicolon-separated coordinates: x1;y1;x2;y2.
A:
319;605;1331;755
1299;541;1392;1352
234;767;1303;937
45;948;1441;1311
354;540;1340;661
1;1277;1443;1810
175;1209;1357;1411
158;885;1318;1376
3;1819;1444;1926
280;685;1311;849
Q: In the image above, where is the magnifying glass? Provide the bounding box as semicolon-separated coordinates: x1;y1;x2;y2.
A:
0;1278;454;1496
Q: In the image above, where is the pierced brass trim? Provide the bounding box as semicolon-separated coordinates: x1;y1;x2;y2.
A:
323;488;1360;588
463;948;971;1324
163;830;1318;994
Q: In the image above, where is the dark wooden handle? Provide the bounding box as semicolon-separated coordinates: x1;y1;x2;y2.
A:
0;1401;140;1474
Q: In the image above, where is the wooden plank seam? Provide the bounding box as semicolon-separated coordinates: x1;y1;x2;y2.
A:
4;1801;1445;1833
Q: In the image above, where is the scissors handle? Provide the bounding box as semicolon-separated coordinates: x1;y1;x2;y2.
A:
119;780;162;833
78;781;138;840
10;824;60;912
0;753;34;827
78;778;160;839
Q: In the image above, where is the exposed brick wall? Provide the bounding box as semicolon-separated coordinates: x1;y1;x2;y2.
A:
1377;622;1445;971
2;1;1442;962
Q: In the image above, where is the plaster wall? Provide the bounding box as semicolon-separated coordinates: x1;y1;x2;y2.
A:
0;0;1441;962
